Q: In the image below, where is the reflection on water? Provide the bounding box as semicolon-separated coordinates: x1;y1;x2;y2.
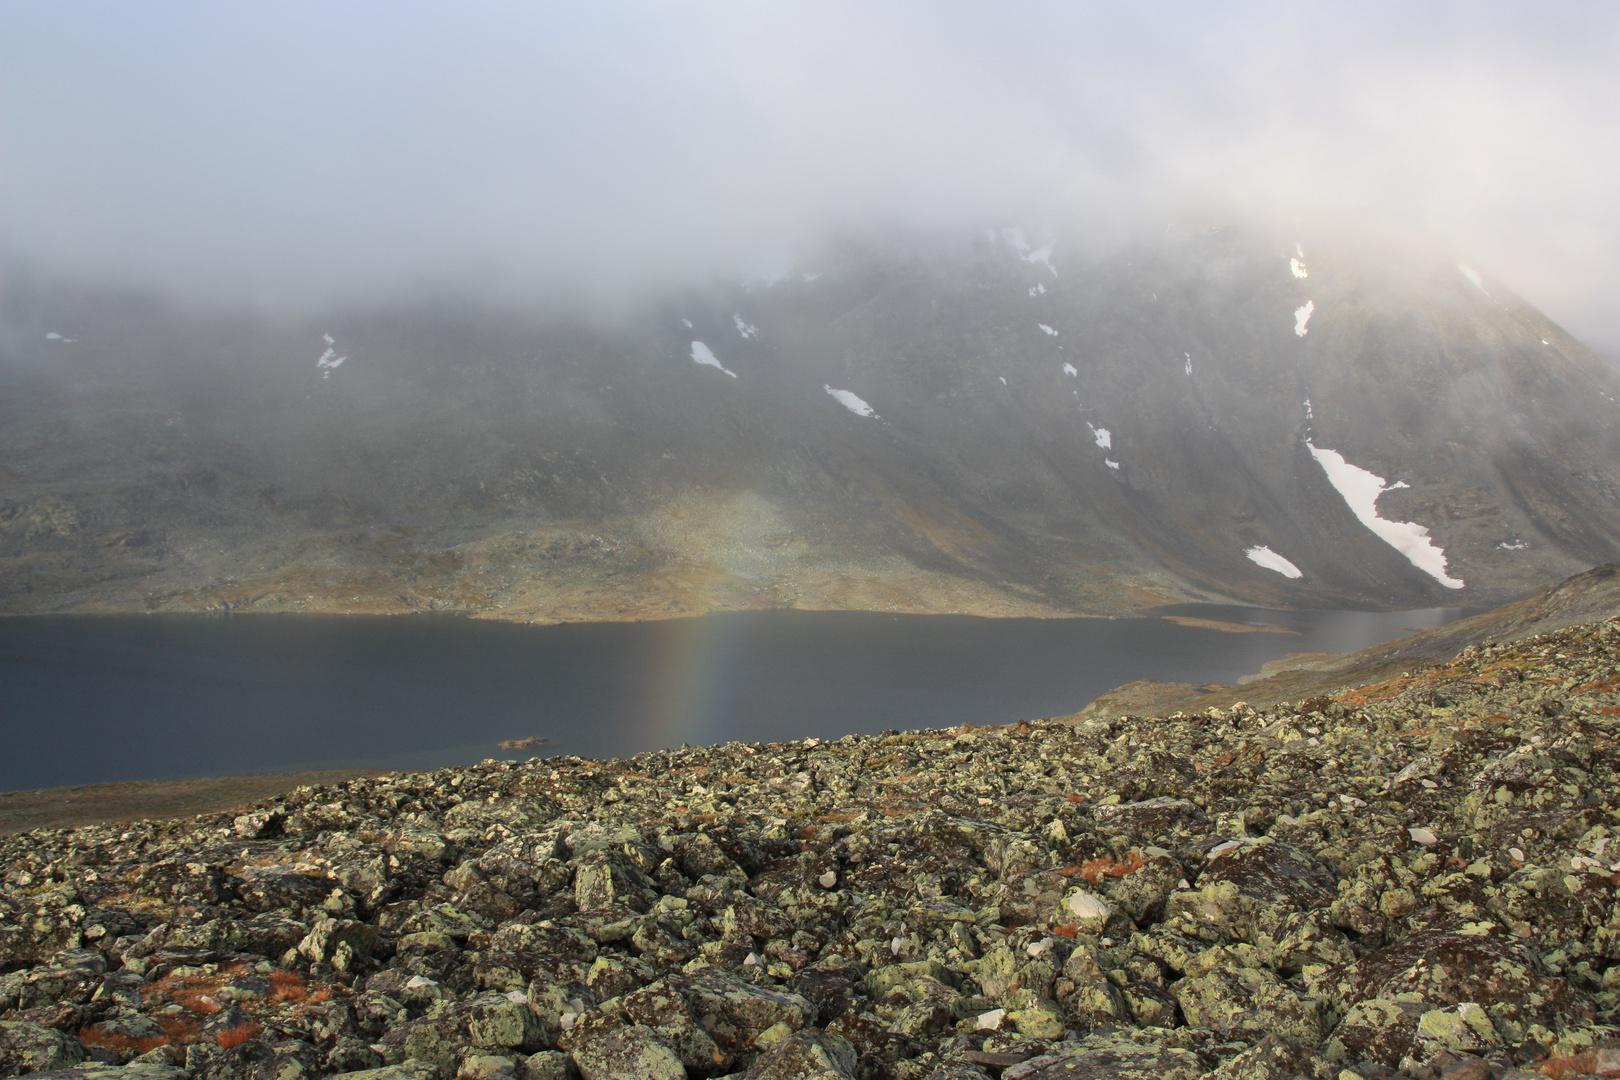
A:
0;604;1472;791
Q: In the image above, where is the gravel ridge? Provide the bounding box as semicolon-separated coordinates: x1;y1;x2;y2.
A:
4;617;1620;1080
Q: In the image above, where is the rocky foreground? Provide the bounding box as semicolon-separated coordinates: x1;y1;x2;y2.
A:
5;620;1620;1080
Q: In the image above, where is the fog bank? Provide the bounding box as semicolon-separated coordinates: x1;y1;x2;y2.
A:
3;2;1618;354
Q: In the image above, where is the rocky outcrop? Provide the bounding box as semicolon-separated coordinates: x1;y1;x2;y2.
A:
4;617;1620;1079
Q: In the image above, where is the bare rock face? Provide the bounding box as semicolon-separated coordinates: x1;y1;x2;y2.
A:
3;602;1620;1080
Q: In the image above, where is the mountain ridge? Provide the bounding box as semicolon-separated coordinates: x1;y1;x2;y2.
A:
4;226;1618;620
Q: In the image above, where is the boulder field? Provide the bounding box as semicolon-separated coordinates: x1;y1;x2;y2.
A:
4;618;1620;1080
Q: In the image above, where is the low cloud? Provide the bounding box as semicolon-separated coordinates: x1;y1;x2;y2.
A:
3;2;1617;352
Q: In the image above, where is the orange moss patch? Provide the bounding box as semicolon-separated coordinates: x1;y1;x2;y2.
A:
140;966;328;1026
215;1022;263;1049
269;969;311;1003
77;1025;172;1056
1062;851;1148;884
1539;1053;1606;1079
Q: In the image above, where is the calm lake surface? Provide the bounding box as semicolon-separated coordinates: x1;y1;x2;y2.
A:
0;605;1471;792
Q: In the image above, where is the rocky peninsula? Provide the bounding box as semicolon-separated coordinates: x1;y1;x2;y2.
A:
4;588;1620;1079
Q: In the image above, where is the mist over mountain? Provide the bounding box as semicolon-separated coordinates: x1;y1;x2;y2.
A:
5;224;1618;620
5;3;1620;620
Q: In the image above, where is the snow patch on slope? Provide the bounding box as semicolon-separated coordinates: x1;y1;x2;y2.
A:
689;341;737;378
824;385;878;418
1306;441;1463;588
1062;363;1077;376
1294;301;1315;337
1000;228;1057;277
1038;324;1057;336
733;314;759;339
1246;545;1303;579
1087;423;1112;450
316;334;346;379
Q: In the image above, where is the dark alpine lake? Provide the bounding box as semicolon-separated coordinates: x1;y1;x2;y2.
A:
0;605;1472;792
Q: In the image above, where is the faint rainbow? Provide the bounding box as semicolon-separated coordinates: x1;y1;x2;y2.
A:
629;613;752;752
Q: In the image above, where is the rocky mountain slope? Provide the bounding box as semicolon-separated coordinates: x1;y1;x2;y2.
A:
1082;562;1620;721
3;603;1620;1079
4;227;1620;620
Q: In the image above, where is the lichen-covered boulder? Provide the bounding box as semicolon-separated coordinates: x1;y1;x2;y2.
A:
375;995;546;1075
869;971;962;1039
298;917;379;967
740;1028;859;1080
607;978;730;1073
1314;915;1592;1040
998;1028;1205;1079
487;922;596;960
920;1065;993;1080
514;1052;572;1080
1090;797;1207;840
1164;840;1337;943
466;994;548;1052
1411;1002;1500;1058
673;832;749;887
1098;851;1186;923
1256;908;1355;976
572;851;657;914
568;1023;684;1080
326;1064;439;1080
0;1019;87;1077
1169;964;1325;1047
1323;997;1429;1067
14;1066;188;1080
973;944;1057;1004
441;798;559;845
677;967;816;1058
1205;1033;1319;1080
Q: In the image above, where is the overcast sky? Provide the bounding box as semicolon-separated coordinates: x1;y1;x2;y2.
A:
3;1;1618;353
